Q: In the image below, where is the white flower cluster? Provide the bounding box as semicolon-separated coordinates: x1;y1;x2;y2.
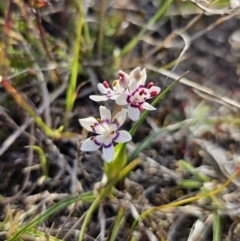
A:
79;67;161;162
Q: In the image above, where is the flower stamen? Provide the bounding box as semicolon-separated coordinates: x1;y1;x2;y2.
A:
112;80;118;87
103;81;109;89
112;118;119;125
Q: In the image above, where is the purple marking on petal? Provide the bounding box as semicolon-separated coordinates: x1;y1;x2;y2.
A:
94;139;102;146
130;103;139;108
126;95;131;103
111;119;120;129
102;119;110;125
103;142;113;148
106;91;112;98
138;86;147;95
131;88;139;96
91;122;100;133
112;131;120;141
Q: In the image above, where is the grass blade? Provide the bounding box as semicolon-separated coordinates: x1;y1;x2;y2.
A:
64;0;83;127
118;0;173;57
109;206;124;241
213;208;221;241
129;118;198;162
8;193;94;241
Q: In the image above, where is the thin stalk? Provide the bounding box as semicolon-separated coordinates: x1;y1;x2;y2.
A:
213;207;221;241
78;193;106;241
64;0;83;127
79;158;140;241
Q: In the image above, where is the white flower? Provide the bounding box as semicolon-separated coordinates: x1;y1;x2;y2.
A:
89;80;124;102
79;106;132;162
89;67;147;102
89;67;160;121
116;72;161;121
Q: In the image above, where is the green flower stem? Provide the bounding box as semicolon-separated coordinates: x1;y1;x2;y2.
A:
79;158;140;241
105;72;187;179
104;143;127;180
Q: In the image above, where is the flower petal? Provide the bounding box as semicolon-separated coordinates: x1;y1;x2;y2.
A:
128;105;140;121
119;70;130;89
111;108;127;130
95;134;106;144
79;117;104;133
140;68;147;85
116;92;128;105
99;106;111;124
110;93;121;100
97;83;109;94
142;102;156;110
145;86;161;98
89;95;109;101
80;136;103;151
113;130;132;143
102;138;114;162
129;79;138;92
130;67;141;81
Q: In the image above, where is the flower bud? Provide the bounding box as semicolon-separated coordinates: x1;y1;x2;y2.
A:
119;70;130;89
130;67;142;81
